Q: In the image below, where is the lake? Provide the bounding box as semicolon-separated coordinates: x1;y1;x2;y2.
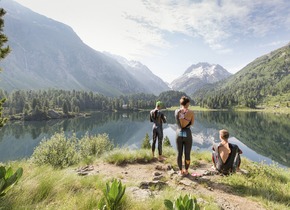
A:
0;110;289;168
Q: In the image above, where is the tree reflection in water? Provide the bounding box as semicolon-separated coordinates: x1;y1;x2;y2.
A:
0;111;289;167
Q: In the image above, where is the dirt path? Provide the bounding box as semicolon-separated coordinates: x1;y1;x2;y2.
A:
77;160;266;210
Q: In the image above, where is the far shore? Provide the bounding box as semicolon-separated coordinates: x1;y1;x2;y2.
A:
167;105;290;114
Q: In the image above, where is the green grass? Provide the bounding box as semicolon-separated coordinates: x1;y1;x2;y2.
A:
1;146;289;210
0;160;105;210
220;159;290;210
102;148;153;165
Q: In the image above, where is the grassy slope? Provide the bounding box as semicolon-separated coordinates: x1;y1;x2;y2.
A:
1;148;289;210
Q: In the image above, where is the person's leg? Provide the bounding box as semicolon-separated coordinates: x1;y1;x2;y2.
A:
176;136;183;172
157;127;163;157
236;154;241;171
184;130;192;174
152;128;157;157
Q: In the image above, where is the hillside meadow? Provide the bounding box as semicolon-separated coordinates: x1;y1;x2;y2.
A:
0;132;289;210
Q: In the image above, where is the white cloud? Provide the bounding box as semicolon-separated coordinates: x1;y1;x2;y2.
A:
120;0;290;54
13;0;290;62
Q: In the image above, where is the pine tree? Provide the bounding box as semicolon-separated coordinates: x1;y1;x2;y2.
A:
141;133;151;149
163;136;172;147
0;8;10;127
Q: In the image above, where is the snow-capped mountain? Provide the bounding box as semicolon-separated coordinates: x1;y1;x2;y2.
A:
170;62;232;94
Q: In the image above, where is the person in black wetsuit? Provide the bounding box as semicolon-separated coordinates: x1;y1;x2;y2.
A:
212;129;242;175
174;96;194;176
150;101;167;161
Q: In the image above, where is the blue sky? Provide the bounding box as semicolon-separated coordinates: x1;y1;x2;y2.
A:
13;0;290;83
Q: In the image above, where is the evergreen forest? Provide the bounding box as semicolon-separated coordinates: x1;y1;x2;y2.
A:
0;89;190;120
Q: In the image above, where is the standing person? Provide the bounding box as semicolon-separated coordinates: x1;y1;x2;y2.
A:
175;96;194;176
150;101;167;161
212;129;242;175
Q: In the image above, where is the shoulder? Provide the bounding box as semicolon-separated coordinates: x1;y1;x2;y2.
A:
186;109;194;118
150;109;156;116
229;143;242;152
188;109;194;114
212;143;220;151
174;109;181;116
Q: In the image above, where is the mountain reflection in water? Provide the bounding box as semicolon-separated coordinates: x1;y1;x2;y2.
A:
0;111;289;167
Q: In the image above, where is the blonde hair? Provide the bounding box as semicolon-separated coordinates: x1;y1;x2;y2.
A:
219;129;229;140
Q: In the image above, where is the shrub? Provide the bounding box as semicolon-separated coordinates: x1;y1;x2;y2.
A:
141;133;151;149
0;166;23;197
31;132;80;168
79;133;114;158
103;149;152;165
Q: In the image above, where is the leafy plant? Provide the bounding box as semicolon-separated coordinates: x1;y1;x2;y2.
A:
141;133;151;149
164;194;200;210
163;136;172;147
79;133;114;158
31;132;80;168
98;179;126;210
0;166;23;197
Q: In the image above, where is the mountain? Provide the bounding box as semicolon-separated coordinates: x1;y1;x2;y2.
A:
0;0;167;96
104;53;169;95
193;43;290;108
169;62;231;95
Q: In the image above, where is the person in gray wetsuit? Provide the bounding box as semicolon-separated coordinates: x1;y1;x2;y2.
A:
150;101;167;161
175;96;194;176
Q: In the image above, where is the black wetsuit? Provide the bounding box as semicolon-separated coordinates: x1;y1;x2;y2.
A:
175;109;193;171
212;143;242;175
150;108;166;156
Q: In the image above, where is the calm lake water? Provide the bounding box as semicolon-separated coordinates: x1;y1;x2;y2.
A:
0;111;289;167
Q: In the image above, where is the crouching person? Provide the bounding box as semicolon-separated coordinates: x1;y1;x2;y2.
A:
212;129;242;175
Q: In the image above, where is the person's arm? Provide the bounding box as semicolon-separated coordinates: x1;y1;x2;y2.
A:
190;111;194;126
161;113;167;123
238;147;243;154
149;111;153;122
174;109;181;128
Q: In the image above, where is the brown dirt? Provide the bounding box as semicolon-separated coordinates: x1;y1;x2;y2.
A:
77;160;266;210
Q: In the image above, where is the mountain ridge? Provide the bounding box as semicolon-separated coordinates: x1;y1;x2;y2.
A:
0;0;168;96
104;52;169;95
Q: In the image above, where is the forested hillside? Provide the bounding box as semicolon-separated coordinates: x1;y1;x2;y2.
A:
194;43;290;108
0;89;188;120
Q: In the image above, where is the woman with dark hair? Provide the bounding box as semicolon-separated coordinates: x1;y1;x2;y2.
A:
174;96;194;176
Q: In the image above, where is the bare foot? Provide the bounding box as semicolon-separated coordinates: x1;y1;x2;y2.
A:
158;155;166;161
